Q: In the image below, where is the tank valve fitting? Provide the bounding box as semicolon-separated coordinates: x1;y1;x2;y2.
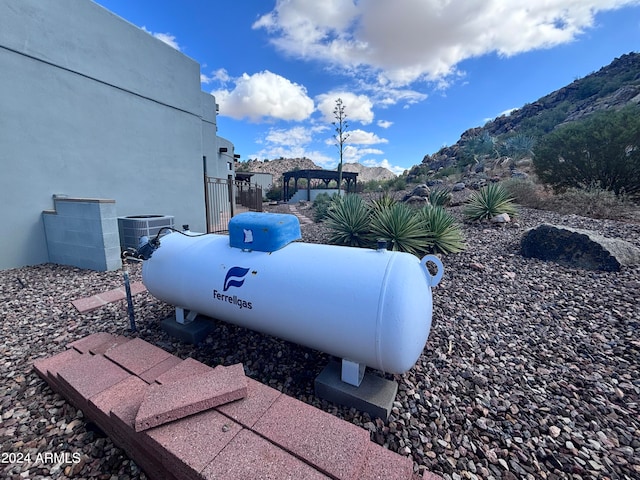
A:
136;235;160;260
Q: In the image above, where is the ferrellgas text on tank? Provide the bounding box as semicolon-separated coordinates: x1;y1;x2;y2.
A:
212;289;253;310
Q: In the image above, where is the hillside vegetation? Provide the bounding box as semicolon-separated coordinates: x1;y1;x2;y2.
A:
415;52;640;176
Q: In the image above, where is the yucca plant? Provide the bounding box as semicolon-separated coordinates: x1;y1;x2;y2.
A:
325;194;373;247
419;205;465;254
429;187;452;207
369;193;397;215
370;203;428;255
463;183;518;221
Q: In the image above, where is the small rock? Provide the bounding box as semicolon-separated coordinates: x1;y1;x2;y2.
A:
485;449;499;464
491;213;511;223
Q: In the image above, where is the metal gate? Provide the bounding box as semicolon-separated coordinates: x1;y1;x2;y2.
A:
205;176;263;233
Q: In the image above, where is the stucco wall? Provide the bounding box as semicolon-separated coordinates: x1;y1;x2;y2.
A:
0;0;227;269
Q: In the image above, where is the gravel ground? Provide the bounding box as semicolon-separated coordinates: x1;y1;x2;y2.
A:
1;201;639;479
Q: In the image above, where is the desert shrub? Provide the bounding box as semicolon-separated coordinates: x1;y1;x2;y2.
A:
463;183;518;221
519;101;571;137
361;179;385;192
533;104;640;198
501;178;545;209
429;188;452;207
369;203;428;255
406;163;432;183
433;165;461;179
312;192;337;222
419;205;465;254
386;176;407;191
265;185;282;202
541;185;634;220
325;194;372;247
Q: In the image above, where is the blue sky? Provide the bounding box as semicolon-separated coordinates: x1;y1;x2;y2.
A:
94;0;640;174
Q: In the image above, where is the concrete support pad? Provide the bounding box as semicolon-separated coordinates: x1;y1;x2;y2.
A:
160;316;214;345
315;361;398;421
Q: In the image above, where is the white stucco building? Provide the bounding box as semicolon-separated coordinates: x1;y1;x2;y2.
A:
0;0;235;270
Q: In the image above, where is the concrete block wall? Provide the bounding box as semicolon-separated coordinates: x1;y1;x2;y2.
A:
42;197;121;271
288;189;341;203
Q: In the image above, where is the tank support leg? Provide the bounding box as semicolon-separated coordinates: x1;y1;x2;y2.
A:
341;359;365;387
175;307;198;325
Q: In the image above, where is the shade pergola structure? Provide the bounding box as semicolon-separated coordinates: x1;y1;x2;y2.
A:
282;169;358;202
234;172;254;183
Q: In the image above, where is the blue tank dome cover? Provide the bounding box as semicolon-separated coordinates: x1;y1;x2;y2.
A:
229;212;301;252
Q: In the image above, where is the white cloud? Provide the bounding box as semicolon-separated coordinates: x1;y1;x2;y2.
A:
249;124;394;170
342;145;383;163
499;108;518;117
212;71;314;122
316;91;374;124
265;126;312;147
377;120;393;129
349;129;388;145
254;0;640;86
201;68;231;85
250;126;337;168
483;107;518;123
140;26;181;50
325;129;387;145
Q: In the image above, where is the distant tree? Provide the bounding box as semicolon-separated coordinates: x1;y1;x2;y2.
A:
333;98;350;193
533;105;640;197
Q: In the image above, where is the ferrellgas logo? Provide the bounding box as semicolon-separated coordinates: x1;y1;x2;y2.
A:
223;266;250;291
213;266;253;310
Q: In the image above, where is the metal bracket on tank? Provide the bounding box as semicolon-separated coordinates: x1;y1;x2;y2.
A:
176;307;198;325
341;359;366;387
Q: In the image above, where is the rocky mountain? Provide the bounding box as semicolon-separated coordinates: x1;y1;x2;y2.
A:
341;162;396;182
236;158;396;184
419;51;640;172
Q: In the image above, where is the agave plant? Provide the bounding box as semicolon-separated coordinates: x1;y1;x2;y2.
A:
429;187;452;207
325;194;373;247
463;183;518;221
369;203;428;255
419;205;465;254
501;133;536;159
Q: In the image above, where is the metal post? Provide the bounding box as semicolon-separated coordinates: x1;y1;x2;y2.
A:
123;269;137;332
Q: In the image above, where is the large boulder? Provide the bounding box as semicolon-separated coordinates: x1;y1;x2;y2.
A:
521;224;640;271
401;184;430;202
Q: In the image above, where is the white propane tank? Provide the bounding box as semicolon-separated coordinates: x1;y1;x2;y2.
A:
141;214;443;374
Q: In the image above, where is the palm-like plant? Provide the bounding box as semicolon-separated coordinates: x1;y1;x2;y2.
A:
419;205;465;254
463;183;518;221
370;203;428;255
325;194;372;247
